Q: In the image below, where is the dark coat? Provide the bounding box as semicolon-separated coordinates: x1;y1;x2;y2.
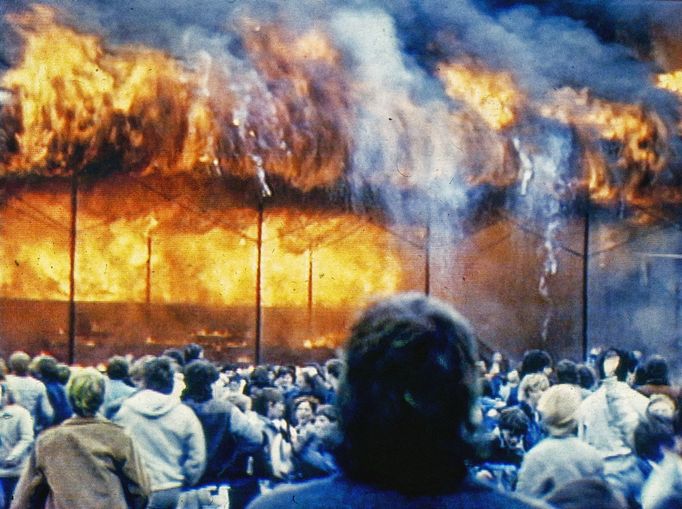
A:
246;474;547;509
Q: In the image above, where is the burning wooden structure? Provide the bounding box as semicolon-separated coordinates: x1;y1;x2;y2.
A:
1;4;682;366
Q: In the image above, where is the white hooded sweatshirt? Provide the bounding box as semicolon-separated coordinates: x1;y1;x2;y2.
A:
114;389;206;491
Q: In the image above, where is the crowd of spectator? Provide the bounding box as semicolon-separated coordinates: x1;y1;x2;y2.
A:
0;293;681;509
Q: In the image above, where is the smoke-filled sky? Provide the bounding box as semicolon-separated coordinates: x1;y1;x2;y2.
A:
1;0;682;229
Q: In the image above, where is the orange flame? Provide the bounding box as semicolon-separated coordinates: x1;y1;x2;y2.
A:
0;6;206;175
437;61;522;130
0;190;402;307
656;70;682;95
540;87;668;204
0;7;350;190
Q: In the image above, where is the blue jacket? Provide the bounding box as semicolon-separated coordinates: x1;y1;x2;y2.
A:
44;382;72;426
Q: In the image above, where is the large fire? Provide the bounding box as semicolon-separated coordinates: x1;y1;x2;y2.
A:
539;88;669;204
1;3;682;324
0;189;402;307
1;6;203;175
0;6;349;190
437;61;522;130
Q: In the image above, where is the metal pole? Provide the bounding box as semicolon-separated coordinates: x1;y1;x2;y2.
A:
146;236;152;304
255;200;264;365
581;200;590;362
308;247;313;330
67;175;79;364
424;220;431;295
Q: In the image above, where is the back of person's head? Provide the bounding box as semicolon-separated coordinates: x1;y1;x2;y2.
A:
67;368;106;417
546;479;626;509
645;355;670;386
274;366;294;382
56;364;71;385
520;349;552;378
336;293;479;494
498;406;530;436
250;365;271;388
518;373;550;404
634;414;674;463
33;355;60;383
253;387;284;417
597;348;630;381
183;343;204;364
556;359;579;385
106;356;130;381
183;360;219;402
143;356;174;394
8;351;31;376
162;348;185;368
537;384;582;437
577;364;596;390
129;355;154;388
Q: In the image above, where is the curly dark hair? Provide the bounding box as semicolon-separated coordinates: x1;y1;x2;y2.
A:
335;293;479;495
143;357;175;394
498;407;530;436
183;360;219;403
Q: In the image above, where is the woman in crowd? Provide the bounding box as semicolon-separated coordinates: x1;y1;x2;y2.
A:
516;373;549;450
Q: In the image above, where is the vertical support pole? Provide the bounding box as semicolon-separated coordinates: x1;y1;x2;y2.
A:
67;175;79;364
581;200;590;362
308;246;313;331
255;200;264;365
424;219;431;296
146;236;152;305
675;282;681;333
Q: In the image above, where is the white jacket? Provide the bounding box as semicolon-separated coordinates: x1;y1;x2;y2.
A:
114;390;206;491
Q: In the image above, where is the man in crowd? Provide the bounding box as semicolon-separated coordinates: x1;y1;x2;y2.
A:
102;356;136;419
579;348;649;506
247;293;545;508
11;368;149;509
4;352;53;433
182;359;264;509
0;378;33;508
114;356;205;509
